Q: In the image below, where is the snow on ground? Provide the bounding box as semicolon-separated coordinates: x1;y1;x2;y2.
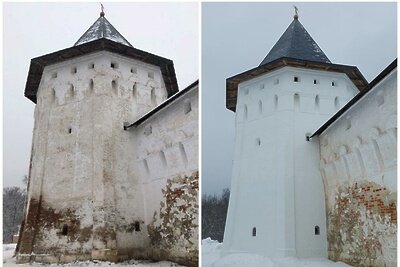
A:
202;238;352;267
3;244;184;267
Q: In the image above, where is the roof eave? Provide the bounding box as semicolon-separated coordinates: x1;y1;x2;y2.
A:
24;38;179;104
226;57;368;112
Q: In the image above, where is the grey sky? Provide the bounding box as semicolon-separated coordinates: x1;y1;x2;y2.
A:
3;2;198;188
202;2;397;195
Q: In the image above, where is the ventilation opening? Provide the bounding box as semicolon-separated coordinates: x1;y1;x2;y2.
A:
256;138;261;146
52;72;57;79
274;78;279;85
89;63;94;69
71;66;77;74
260;83;265;89
294;76;300;82
148;72;154;79
252;227;256;237
111;62;118;69
62;224;68;236
68;127;72;134
331;81;337;86
134;221;141;232
313;79;319;85
184;100;192;114
315;225;320;235
131;67;137;74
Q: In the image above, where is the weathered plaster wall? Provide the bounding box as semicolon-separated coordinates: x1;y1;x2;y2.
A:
223;66;359;258
17;51;171;263
131;86;199;266
319;68;397;267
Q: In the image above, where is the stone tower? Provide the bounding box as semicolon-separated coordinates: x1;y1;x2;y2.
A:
16;11;199;264
223;15;368;258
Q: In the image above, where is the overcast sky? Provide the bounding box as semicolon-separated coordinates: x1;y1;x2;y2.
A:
3;2;199;188
202;2;397;195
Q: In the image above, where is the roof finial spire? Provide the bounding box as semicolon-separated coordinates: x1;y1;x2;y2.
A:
100;3;105;17
293;5;299;20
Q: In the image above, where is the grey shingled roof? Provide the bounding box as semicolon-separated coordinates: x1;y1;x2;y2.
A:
260;18;331;66
74;13;132;47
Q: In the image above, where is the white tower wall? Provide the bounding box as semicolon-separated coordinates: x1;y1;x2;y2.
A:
223;66;359;258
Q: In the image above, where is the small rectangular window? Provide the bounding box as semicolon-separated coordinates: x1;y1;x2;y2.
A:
294;76;300;82
314;79;319;84
274;78;279;85
331;81;336;86
71;67;77;74
89;63;94;69
111;62;118;69
131;67;137;74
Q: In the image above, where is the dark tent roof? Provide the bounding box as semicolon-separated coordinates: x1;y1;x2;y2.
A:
260;18;331;66
75;13;132;47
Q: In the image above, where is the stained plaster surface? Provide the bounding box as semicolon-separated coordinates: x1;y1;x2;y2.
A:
319;68;397;267
16;51;198;266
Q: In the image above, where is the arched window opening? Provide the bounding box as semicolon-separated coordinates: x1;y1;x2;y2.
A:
112;80;118;95
179;142;188;167
89;79;94;92
294;93;300;111
334;97;340;109
274;95;278;110
315;95;320;111
132;83;137;98
252;227;256;237
243;105;248;120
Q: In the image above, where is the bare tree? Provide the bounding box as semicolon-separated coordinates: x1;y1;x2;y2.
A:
202;188;230;242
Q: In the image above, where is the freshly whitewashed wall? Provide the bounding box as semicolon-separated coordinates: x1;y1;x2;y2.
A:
17;51;198;265
223;66;359;258
319;68;397;267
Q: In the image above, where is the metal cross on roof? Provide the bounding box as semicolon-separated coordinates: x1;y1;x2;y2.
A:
293;5;299;20
100;3;105;17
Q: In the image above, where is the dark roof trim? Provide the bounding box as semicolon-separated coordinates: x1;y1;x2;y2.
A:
226;57;368;112
124;80;198;130
25;38;178;103
310;58;397;138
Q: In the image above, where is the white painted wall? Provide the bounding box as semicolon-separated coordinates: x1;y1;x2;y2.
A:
223;66;359;258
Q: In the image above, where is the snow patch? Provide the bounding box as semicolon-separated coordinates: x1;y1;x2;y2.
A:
201;239;352;267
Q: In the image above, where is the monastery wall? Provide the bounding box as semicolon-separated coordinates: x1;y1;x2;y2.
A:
319;68;397;267
17;51;169;263
130;84;199;266
223;66;359;258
